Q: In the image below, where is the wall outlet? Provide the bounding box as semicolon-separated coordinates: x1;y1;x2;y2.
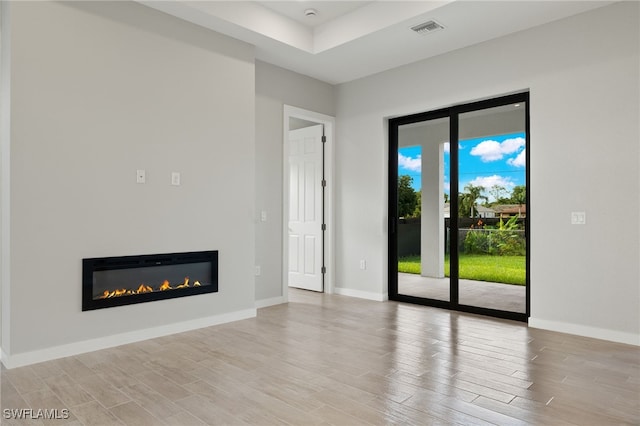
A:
255;265;261;276
261;210;267;222
359;259;366;270
136;169;146;184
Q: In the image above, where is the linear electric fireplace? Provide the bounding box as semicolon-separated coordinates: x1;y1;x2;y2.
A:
82;251;218;311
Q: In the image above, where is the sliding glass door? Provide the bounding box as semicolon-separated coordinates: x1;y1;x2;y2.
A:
394;115;450;304
457;103;528;314
389;93;529;321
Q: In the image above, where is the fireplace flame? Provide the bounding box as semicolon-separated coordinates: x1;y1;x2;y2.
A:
176;277;190;289
99;288;129;298
97;277;203;299
136;284;153;294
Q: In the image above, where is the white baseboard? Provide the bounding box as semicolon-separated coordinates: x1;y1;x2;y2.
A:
529;317;640;346
255;296;286;309
1;308;256;369
334;287;388;302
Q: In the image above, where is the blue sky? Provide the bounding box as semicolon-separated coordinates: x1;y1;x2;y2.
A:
398;132;526;201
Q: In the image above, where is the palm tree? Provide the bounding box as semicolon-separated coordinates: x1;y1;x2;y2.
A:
459;184;488;218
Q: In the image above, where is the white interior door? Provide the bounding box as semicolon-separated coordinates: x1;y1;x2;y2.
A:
288;124;324;292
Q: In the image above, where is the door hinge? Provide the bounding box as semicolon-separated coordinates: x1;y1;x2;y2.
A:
321;135;326;143
321;179;326;187
321;223;326;231
321;266;326;274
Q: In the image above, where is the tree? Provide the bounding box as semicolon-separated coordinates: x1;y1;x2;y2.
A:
489;185;508;204
443;193;450;203
413;190;422;217
511;185;526;214
458;184;488;218
458;193;471;218
398;175;418;218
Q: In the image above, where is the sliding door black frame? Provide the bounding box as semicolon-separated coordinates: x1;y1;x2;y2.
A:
388;92;530;322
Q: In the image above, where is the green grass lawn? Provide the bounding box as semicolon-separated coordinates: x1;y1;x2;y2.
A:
398;254;525;286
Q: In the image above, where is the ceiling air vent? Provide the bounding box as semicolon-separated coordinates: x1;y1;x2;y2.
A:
411;20;444;35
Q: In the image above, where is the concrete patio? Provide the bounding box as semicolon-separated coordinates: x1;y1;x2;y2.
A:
398;272;526;313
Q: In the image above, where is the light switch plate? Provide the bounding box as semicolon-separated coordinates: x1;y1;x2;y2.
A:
136;169;145;184
171;172;181;186
571;211;586;225
261;210;267;222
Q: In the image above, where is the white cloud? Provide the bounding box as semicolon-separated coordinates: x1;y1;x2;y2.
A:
468;175;515;191
470;140;502;161
507;148;526;167
443;142;450;154
398;153;421;172
470;137;525;162
501;137;526;154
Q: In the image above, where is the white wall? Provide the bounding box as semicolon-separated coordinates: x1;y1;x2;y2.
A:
335;2;640;344
2;1;256;365
254;60;335;303
0;1;10;354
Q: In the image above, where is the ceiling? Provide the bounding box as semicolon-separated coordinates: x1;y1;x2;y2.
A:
139;1;615;85
259;1;373;28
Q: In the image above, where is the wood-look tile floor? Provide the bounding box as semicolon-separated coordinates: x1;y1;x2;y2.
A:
1;289;639;425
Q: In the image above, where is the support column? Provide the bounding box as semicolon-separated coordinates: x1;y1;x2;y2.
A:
420;142;444;278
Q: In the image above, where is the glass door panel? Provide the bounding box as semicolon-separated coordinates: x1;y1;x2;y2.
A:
457;103;527;313
397;117;450;302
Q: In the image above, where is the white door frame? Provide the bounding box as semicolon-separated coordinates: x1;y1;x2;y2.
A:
283;105;335;301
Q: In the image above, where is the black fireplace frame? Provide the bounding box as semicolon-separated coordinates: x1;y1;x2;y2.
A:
82;250;218;311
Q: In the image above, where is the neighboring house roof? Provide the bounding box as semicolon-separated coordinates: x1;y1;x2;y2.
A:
443;203;495;213
443;204;496;215
475;205;496;214
492;204;527;215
